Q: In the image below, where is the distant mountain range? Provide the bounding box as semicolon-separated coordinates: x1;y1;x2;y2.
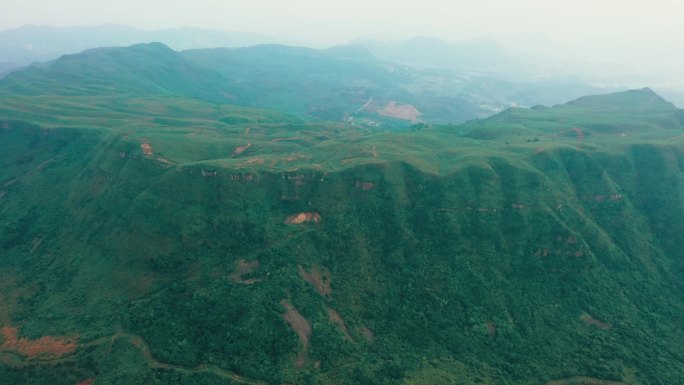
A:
354;36;525;75
4;24;683;109
0;41;601;125
0;24;277;67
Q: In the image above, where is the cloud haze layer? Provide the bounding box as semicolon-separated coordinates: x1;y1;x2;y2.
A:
3;0;682;44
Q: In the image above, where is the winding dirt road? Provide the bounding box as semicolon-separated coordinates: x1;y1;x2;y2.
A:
1;331;266;385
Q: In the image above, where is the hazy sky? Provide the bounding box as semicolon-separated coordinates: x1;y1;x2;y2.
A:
3;0;683;47
3;0;684;91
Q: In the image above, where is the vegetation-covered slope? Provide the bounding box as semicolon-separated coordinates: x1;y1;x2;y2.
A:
0;42;602;126
0;84;684;385
0;43;242;102
460;88;684;141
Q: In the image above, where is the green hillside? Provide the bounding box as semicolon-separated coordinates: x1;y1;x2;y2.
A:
0;42;474;125
0;43;245;102
0;42;602;126
459;88;684;141
1;79;684;385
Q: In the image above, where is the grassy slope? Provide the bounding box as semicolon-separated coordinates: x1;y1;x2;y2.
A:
1;87;684;385
460;88;684;141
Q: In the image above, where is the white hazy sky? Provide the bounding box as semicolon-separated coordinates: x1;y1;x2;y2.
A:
2;0;683;46
3;0;684;91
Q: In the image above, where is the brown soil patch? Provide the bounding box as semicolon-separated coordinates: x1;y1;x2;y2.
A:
580;313;612;330
280;300;311;367
285;212;321;225
0;326;77;359
242;278;262;285
283;154;310;163
232;143;252;157
298;265;331;297
377;101;421;122
545;377;626;385
355;181;375;190
246;157;265;165
229;260;261;284
360;326;375;342
75;377;96;385
140;142;153;156
327;308;353;341
4;331;267;385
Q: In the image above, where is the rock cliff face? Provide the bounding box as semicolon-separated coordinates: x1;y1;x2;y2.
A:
0;119;683;384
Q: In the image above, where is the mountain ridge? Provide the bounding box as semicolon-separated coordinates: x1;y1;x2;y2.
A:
1;114;683;384
1;39;683;384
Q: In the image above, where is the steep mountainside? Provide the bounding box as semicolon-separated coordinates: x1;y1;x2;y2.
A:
0;85;683;385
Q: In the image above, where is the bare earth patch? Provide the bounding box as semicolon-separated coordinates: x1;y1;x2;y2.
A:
355;181;375;190
245;157;265;165
229;260;261;284
140;142;153;157
298;265;331;297
3;331;266;385
156;157;174;165
232;143;252;157
327;308;353;341
280;300;311;367
580;313;612;330
377;101;421;122
75;377;96;385
285;212;321;225
360;326;375;342
0;326;77;359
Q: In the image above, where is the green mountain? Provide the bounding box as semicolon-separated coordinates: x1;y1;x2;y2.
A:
0;42;603;125
0;43;242;101
0;42;479;124
0;24;277;65
460;88;684;140
0;49;683;385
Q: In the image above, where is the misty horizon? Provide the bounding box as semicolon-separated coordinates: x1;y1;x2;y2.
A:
2;19;684;108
